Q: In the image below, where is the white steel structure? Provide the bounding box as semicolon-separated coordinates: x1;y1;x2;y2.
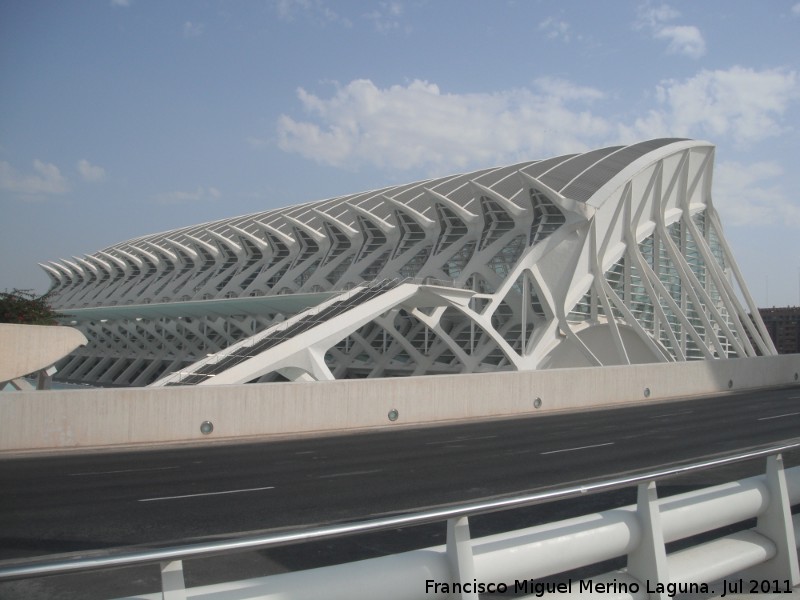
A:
42;139;775;387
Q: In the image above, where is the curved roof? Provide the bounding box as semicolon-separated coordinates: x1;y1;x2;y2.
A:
107;138;691;248
554;138;689;201
44;138;697;308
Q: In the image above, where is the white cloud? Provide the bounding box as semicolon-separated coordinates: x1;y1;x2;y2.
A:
275;0;310;19
275;67;799;174
153;186;220;204
636;3;706;58
654;24;705;59
635;3;680;29
275;0;311;21
275;0;352;27
77;159;106;183
622;67;800;146
364;2;406;34
110;0;130;6
793;3;800;16
276;78;611;173
183;21;205;38
538;17;572;42
714;161;800;227
0;159;69;196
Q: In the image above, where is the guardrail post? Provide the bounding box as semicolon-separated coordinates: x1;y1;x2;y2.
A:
749;454;800;584
446;516;478;598
160;560;187;600
627;481;669;600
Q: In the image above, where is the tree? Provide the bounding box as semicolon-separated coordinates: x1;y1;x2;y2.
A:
0;289;62;325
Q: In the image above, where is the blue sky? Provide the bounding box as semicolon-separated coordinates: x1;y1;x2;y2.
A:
2;0;799;305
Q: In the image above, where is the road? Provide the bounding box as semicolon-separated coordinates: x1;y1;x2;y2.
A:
2;384;800;599
1;384;799;564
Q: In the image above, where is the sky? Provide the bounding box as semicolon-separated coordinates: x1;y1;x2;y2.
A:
1;0;799;306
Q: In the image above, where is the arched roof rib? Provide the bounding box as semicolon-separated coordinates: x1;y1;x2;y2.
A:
558;138;688;201
537;146;625;193
48;139;694;304
124;138;685;255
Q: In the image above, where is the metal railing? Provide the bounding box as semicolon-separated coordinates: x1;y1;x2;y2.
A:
2;439;800;599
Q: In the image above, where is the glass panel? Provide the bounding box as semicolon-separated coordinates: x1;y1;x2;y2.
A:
479;197;515;250
530;188;566;245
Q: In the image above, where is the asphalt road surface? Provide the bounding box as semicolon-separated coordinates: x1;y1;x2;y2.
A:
1;384;799;598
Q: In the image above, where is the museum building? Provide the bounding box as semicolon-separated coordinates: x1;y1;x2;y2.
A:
41;138;775;387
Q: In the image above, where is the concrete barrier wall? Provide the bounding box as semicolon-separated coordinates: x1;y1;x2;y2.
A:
1;355;799;453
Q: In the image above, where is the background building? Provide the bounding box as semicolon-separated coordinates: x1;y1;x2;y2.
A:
758;307;800;354
41;139;775;387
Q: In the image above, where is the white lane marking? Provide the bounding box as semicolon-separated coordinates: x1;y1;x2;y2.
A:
70;466;180;477
757;411;800;421
540;442;614;455
425;435;498;446
295;450;316;455
317;469;382;479
138;485;275;502
649;410;694;419
617;432;652;440
788;396;800;400
505;448;537;456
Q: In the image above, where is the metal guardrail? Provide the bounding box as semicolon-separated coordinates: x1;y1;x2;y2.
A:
1;438;799;585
